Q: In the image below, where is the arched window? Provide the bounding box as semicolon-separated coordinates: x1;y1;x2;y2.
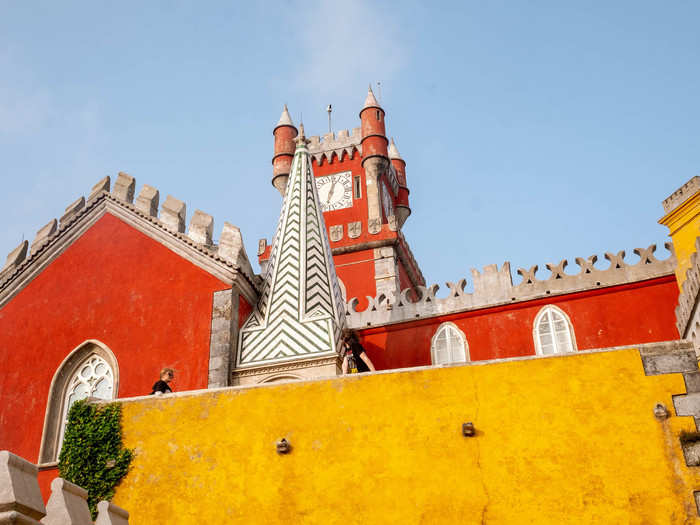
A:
533;305;577;356
38;340;118;464
431;323;469;365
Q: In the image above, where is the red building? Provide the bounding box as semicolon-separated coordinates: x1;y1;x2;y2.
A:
0;87;680;498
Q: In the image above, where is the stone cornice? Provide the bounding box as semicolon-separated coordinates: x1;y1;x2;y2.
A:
347;243;676;329
662;176;700;215
0;186;260;308
232;355;339;377
659;192;700;234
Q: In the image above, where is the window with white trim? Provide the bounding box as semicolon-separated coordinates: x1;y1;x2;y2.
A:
533;305;576;355
58;355;114;446
431;323;468;365
39;341;118;464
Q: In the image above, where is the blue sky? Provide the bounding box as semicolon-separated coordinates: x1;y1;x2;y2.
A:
0;1;697;290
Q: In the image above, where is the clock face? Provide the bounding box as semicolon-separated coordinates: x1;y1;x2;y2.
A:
316;172;353;212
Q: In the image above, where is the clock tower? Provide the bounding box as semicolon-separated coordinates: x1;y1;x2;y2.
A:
264;88;425;308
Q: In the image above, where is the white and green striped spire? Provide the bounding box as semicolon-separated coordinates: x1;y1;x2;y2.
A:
237;124;346;370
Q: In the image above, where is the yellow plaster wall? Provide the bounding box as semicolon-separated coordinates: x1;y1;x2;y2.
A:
113;348;700;524
660;193;700;290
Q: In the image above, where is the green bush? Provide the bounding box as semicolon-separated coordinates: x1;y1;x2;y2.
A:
58;400;133;519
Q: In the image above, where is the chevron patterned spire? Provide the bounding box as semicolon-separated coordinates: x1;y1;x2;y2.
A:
237;129;346;371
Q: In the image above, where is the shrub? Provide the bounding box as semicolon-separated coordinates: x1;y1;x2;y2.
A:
58;400;133;519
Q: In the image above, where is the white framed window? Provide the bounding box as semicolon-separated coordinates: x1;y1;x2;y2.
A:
39;340;118;464
533;305;577;356
431;322;469;365
58;354;114;447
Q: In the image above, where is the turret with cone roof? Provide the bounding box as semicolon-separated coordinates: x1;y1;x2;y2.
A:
272;105;298;196
359;85;390;228
389;138;411;227
359;85;389;161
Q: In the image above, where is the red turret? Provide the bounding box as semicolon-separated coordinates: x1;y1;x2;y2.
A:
389;138;410;227
359;86;389;226
272;105;298;195
359;86;389;161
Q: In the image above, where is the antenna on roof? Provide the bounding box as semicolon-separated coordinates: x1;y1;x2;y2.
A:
327;104;332;133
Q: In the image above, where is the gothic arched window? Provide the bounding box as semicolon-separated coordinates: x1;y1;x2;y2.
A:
533;305;577;356
57;354;114;447
431;323;469;365
38;341;118;464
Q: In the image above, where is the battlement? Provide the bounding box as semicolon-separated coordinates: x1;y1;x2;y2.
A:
676;237;700;342
663;176;700;214
346;243;676;328
307;127;362;164
0;173;257;297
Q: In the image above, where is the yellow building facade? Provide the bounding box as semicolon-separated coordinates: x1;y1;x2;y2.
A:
660;176;700;289
113;342;700;524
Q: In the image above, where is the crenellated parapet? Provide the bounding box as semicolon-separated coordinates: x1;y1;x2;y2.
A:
307;127;361;164
0;450;130;524
0;173;259;306
346;243;676;328
676;237;700;346
663;175;700;214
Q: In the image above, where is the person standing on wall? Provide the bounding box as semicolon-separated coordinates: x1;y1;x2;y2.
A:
342;330;376;374
151;368;175;395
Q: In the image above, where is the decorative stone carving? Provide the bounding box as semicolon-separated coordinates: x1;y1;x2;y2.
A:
307;127;362;165
112;172;135;204
88;176;110;202
330;225;343;242
677;238;700;341
160;195;186;233
1;241;28;275
348;221;362;239
368;218;381;234
31;219;58;255
188;210;214;245
663;175;700;214
346;243;676;329
95;501;129;525
41;478;92;525
134;184;159;217
59;197;85;226
219;223;254;278
387;214;398;231
0;450;46;524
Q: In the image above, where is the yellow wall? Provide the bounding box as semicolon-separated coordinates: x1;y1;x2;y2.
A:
660;192;700;290
113;348;700;524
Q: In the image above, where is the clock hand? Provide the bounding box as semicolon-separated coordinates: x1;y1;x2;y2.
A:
326;178;337;204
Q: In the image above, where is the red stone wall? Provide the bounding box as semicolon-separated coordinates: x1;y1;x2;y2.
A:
0;213;230;465
358;275;679;370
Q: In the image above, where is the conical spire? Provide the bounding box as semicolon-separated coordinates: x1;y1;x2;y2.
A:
363;84;381;109
238;132;346;372
296;122;308;146
388;138;402;160
276;104;295;128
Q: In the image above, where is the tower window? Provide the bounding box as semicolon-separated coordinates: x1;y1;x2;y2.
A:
376;109;381;121
353;176;361;199
533;305;576;355
431;323;469;365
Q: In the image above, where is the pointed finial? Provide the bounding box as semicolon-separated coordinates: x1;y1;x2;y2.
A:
363;84;381;109
276;104;295;128
388;138;402;160
296;122;309;147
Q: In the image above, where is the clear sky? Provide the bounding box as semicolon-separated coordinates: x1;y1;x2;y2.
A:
0;1;697;291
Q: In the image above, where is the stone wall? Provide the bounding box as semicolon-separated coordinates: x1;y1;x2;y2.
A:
112;341;700;524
